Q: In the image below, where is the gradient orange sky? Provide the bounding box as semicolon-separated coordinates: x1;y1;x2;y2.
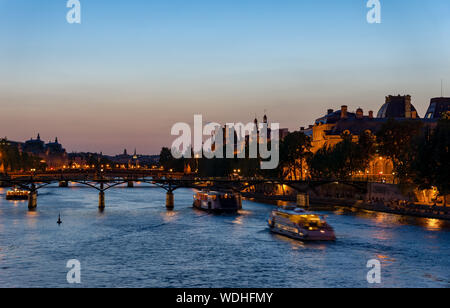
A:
1;0;449;154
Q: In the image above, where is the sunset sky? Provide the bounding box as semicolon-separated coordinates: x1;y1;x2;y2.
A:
1;0;449;154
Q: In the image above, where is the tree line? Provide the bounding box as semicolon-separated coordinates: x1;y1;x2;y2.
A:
159;113;449;199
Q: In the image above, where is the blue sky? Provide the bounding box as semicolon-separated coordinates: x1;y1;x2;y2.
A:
0;0;449;154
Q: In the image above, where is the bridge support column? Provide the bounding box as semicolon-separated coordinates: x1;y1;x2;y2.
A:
237;194;243;210
28;191;38;210
127;181;134;188
166;191;174;211
59;181;69;187
99;191;105;210
297;193;310;208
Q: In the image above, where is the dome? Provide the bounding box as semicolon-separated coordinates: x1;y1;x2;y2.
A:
377;95;419;119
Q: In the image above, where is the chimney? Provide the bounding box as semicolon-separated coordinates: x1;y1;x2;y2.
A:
356;108;363;119
327;109;334;115
412;110;418;119
405;95;412;118
341;105;348;119
369;110;374;119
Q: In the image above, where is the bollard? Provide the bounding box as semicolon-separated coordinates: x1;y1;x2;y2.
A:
28;191;38;210
166;191;174;210
99;191;105;210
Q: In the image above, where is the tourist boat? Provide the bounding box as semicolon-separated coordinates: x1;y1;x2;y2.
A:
6;188;30;201
193;190;242;213
268;205;336;241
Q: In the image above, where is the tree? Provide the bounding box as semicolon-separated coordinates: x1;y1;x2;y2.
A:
278;132;312;180
413;115;450;206
377;119;423;183
308;132;375;180
159;147;185;172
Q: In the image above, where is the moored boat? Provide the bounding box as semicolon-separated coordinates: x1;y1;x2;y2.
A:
193;190;242;213
268;205;336;241
6;188;30;201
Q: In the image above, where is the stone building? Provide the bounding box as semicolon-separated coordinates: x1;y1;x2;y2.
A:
22;134;68;169
299;95;449;182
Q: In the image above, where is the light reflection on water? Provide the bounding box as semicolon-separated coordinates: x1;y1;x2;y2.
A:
333;206;450;232
161;210;179;223
424;219;445;231
0;186;448;288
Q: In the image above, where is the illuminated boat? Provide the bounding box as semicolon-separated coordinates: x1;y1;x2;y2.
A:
193;191;242;213
268;205;336;241
6;188;30;201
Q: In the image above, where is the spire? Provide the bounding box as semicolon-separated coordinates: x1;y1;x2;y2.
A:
55;137;58;143
37;133;41;140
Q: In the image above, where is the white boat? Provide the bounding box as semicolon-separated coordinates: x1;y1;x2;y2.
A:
193;191;242;213
268;205;336;241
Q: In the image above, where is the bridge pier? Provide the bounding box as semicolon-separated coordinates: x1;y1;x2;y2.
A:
166;191;174;211
28;191;38;210
99;191;105;210
127;181;134;188
297;192;310;208
59;181;69;188
238;194;243;209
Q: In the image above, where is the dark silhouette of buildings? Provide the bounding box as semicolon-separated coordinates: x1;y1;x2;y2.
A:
21;134;68;168
424;97;450;119
377;95;419;119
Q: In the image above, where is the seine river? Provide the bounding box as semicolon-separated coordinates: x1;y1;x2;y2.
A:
0;184;449;288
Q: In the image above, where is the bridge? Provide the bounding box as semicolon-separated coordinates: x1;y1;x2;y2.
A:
0;170;369;211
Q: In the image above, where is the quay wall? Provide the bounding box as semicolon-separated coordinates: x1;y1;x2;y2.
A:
244;182;450;220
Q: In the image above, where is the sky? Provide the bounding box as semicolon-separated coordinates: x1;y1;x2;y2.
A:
0;0;449;154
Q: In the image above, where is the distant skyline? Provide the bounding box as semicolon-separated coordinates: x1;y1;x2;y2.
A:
1;0;449;154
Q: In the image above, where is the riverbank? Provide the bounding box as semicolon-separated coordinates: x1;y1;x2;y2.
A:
242;192;450;221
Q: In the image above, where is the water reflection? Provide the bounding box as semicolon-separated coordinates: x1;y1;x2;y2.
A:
161;210;179;223
26;211;39;228
377;254;396;264
232;215;244;225
424;219;444;231
332;206;450;232
0;188;449;288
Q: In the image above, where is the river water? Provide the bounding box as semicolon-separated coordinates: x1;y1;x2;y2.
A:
0;184;449;288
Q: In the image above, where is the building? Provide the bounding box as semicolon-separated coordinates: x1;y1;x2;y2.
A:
109;149;158;169
377;95;419;119
299;95;449;182
0;135;68;170
22;134;68;169
424;97;450;119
